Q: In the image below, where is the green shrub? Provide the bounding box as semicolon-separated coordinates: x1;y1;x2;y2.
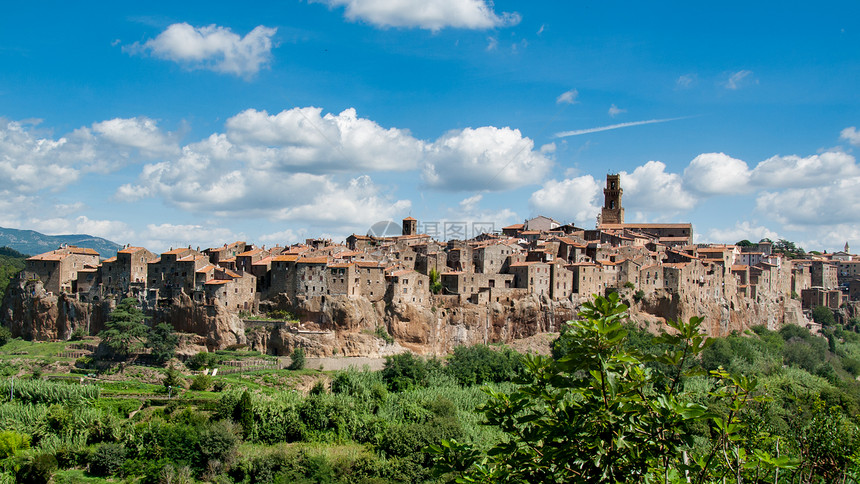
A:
89;442;127;476
381;352;429;391
0;326;11;347
190;374;212;391
446;344;522;386
0;430;30;459
16;453;58;484
288;347;305;370
69;327;87;341
186;351;216;371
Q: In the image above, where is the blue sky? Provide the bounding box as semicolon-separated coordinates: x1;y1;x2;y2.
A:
1;1;859;253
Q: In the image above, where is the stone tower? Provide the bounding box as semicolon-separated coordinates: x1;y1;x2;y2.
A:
402;217;417;236
601;174;624;224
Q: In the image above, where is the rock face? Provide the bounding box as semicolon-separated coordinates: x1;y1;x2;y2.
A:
0;279;109;340
2;278;811;356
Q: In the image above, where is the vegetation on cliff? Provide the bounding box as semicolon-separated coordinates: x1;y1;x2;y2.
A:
0;246;26;302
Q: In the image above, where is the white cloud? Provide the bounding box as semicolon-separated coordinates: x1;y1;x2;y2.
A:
798;224;860;253
259;228;307;246
528;175;600;226
459;194;483;212
683;152;751;195
316;0;520;31
756;177;860;227
608;104;625;117
223;107;423;173
555;117;689;138
0;117;173;194
556;89;579;105
128;23;277;77
705;221;779;245
750;151;860;188
92;117;179;157
486;36;498;51
724;70;754;90
622;161;697;212
421;126;553;191
841;126;860;146
23;215;132;243
676;74;695;89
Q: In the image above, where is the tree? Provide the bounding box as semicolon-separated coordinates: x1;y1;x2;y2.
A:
98;298;148;360
429;268;442;295
811;305;836;327
431;293;798;483
288;347;305;370
147;322;179;365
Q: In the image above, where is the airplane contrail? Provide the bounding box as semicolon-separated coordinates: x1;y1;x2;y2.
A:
554;116;691;138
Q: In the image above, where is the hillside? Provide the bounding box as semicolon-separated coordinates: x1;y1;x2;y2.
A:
0;246;27;301
0;226;121;258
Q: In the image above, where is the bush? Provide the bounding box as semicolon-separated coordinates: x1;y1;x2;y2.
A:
89;442;127;476
16;453;58;484
446;344;522;386
812;306;836;327
0;430;30;459
381;353;428;391
288;347;305;370
0;326;11;347
191;374;213;391
69;327;87;341
187;352;216;371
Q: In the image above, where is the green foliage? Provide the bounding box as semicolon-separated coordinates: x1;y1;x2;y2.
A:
0;430;30;458
445;344;522;386
190;374;212;391
88;442;127;476
812;305;836;327
15;453;58;484
146;322;178;365
0;327;11;347
97;298;148;360
374;326;394;345
288;347;306;370
0;246;26;303
186;351;217;371
68;327;87;341
632;289;645;302
234;390;254;438
429;268;442;295
163;363;184;389
0;379;100;404
381;352;430;392
431;293;799;483
771;238;806;259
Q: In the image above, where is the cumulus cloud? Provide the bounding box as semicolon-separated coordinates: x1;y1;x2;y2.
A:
138;223;242;253
316;0;520;31
421;126;553;191
92;117;179;157
608;104;625;117
223;107;423;173
621;161;697;212
705;221;780;245
683;152;751;195
556;89;579;105
756;177;860;227
724;70;754;90
841;126;860;146
127;23;277;76
750;151;860;188
528;175;600;226
0;117;174;194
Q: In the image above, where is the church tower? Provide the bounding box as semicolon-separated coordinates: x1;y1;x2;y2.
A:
402;217;417;236
601;174;624;224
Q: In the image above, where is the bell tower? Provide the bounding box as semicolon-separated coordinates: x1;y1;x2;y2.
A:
601;174;624;224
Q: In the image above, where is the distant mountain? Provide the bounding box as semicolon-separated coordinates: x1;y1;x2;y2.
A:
0;227;122;258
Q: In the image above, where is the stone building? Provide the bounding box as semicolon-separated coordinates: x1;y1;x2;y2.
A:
23;246;100;295
101;246;158;296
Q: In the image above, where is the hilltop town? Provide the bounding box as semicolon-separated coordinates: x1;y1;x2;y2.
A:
4;175;855;355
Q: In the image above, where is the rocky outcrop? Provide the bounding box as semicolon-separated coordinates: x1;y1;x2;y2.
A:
148;292;246;350
1;279;110;340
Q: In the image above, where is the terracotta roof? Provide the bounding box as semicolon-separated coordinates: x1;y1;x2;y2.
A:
388;269;412;277
355;261;383;268
664;263;690;269
297;257;328;264
403;216;417;221
253;256;274;266
102;256;117;263
731;265;749;271
601;223;692;229
117;246;146;254
205;279;230;285
273;255;298;262
328;263;353;269
503;223;524;230
68;247;99;255
163;248;189;255
237;248;263;257
28;253;67;261
196;264;215;273
509;261;538;267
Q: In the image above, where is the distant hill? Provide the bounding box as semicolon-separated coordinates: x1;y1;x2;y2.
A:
0;227;122;258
